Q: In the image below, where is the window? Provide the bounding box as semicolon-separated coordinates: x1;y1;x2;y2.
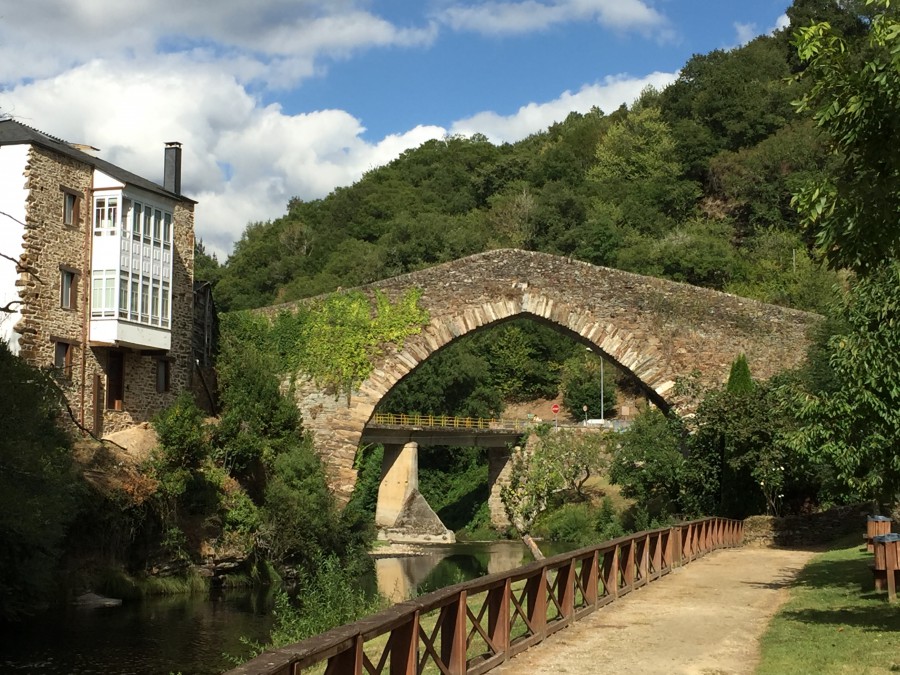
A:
91;270;116;318
153;209;162;241
54;341;73;379
156;359;171;393
93;196;118;235
143;207;152;242
63;191;80;227
132;203;143;241
121;198;131;231
161;282;170;328
106;351;124;410
60;267;77;309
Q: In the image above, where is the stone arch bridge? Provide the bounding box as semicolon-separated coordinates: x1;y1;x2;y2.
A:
259;249;819;507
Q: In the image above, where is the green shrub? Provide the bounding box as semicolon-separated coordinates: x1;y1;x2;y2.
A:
262;439;345;572
224;489;262;536
238;555;384;661
595;497;626;541
153;392;210;468
536;503;598;547
346;444;385;516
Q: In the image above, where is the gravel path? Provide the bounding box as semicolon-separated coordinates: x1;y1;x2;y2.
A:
494;546;816;675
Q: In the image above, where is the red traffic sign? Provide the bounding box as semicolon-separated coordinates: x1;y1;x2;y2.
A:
551;404;560;414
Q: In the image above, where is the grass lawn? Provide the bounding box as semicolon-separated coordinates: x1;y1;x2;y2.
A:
757;537;900;674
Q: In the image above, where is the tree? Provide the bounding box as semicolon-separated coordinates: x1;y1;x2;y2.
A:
502;427;610;557
791;0;900;273
785;0;900;512
609;409;685;516
790;264;900;508
726;354;754;394
0;341;80;619
786;0;870;40
536;427;609;498
501;444;560;559
560;351;617;420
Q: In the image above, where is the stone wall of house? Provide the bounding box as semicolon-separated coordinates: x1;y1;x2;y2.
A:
259;249;821;503
17;146;95;425
15;145;195;436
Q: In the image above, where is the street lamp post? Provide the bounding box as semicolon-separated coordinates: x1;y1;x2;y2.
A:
600;357;605;423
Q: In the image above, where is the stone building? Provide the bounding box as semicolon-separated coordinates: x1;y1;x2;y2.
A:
0;119;196;435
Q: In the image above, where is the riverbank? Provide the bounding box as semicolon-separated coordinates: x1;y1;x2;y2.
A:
369;542;426;559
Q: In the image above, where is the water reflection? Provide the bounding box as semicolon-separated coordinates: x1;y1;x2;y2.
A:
0;587;275;675
0;540;575;674
374;540;566;603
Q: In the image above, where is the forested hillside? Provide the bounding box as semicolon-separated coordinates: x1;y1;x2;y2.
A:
198;0;874;318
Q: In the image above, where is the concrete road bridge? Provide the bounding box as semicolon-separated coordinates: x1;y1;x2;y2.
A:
257;249;819;532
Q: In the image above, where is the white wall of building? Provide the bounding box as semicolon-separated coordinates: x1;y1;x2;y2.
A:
0;144;29;353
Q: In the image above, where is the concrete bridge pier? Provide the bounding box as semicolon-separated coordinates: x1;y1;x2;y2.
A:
375;442;455;543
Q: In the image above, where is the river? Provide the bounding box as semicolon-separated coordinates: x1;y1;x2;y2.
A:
0;540;572;675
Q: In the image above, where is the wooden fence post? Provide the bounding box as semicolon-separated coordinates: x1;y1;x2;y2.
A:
639;534;649;583
325;635;363;675
652;531;662;578
558;559;575;620
488;580;510;659
441;591;467;674
526;568;548;639
390;611;419;675
583;551;599;606
623;540;635;590
603;547;619;599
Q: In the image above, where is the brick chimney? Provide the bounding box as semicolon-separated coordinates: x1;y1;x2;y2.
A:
164;142;182;194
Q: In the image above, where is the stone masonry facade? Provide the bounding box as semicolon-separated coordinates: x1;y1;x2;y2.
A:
14;144;195;435
260;249;821;503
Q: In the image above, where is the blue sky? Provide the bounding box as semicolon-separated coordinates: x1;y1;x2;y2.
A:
0;1;792;257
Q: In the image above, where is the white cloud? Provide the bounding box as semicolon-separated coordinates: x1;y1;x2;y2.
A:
437;0;668;36
0;59;446;259
0;0;436;88
729;13;791;50
450;71;678;143
733;22;758;47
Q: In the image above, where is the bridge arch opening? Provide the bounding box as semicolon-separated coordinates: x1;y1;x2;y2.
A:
353;311;663;541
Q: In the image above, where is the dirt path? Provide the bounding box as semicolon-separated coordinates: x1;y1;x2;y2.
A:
494;546;816;675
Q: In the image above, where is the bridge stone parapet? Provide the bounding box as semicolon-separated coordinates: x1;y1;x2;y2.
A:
261;249;820;503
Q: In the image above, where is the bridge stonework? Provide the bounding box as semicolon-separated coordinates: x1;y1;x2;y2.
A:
262;249;819;503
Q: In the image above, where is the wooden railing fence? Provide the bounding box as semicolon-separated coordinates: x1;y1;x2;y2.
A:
227;517;742;675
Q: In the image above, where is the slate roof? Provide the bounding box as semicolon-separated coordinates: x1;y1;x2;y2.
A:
0;118;196;204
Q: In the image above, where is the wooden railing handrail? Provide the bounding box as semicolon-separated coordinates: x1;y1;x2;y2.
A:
226;517;744;675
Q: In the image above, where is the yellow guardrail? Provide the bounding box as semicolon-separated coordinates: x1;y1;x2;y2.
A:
370;412;531;431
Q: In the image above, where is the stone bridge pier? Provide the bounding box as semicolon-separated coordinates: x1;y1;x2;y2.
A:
488;447;514;530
